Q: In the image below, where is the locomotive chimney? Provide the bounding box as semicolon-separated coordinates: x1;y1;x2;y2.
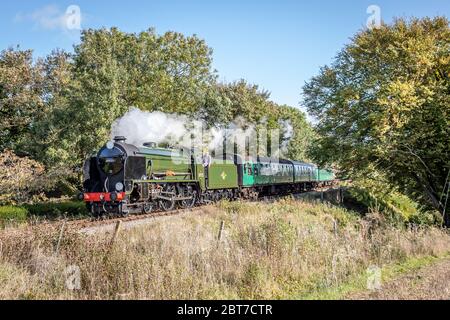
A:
114;136;127;143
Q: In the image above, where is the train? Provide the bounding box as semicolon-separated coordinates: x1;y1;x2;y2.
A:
80;136;336;216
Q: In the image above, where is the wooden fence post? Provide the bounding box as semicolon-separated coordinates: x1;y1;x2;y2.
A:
217;221;225;243
333;218;338;237
55;221;66;254
109;221;122;248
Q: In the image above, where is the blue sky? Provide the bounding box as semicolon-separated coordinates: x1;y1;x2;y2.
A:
1;1;449;114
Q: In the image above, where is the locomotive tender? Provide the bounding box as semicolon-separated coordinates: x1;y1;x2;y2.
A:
81;136;335;216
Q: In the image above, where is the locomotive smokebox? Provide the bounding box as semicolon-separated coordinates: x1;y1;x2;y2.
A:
114;136;127;143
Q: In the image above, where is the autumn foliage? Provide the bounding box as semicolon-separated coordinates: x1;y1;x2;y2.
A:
0;150;46;205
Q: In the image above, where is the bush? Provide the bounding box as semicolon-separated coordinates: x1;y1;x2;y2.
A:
0;150;78;206
260;217;296;256
408;210;439;226
344;173;436;226
0;206;28;227
0;150;46;205
24;201;88;219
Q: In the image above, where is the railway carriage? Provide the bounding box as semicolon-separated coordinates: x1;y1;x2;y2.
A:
253;157;293;186
291;161;317;190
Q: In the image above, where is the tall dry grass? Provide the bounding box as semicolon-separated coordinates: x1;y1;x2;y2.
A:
0;198;449;299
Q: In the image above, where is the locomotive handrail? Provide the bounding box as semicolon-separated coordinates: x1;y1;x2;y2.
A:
152;171;192;176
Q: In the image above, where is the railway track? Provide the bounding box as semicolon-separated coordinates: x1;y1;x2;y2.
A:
9;186;342;236
73;186;344;235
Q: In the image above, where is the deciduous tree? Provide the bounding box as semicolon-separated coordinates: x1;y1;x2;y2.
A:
303;17;450;224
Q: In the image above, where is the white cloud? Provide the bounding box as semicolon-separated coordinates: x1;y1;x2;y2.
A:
14;4;82;31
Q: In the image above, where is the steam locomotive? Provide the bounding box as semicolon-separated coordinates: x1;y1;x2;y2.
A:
80;136;336;216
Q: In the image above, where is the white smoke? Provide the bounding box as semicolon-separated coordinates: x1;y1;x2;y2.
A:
110;107;291;159
111;108;200;147
111;108;252;149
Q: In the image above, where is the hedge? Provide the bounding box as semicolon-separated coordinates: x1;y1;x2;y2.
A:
23;201;88;218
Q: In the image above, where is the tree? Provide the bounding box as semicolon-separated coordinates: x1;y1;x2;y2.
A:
198;80;314;160
0;48;44;152
45;28;216;172
303;17;450;225
23;50;73;164
277;105;315;161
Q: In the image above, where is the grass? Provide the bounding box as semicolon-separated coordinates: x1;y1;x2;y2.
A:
0;199;449;300
300;254;450;300
0;206;28;228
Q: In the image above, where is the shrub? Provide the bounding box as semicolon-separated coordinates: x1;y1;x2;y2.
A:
408;210;439;226
260;217;296;256
0;150;78;206
24;201;88;219
0;150;46;205
346;185;437;226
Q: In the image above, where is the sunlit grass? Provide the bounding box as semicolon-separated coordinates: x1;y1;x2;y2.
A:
0;199;449;299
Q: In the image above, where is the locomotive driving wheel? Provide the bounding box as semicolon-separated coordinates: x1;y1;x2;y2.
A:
142;201;154;214
180;185;197;209
159;184;176;212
